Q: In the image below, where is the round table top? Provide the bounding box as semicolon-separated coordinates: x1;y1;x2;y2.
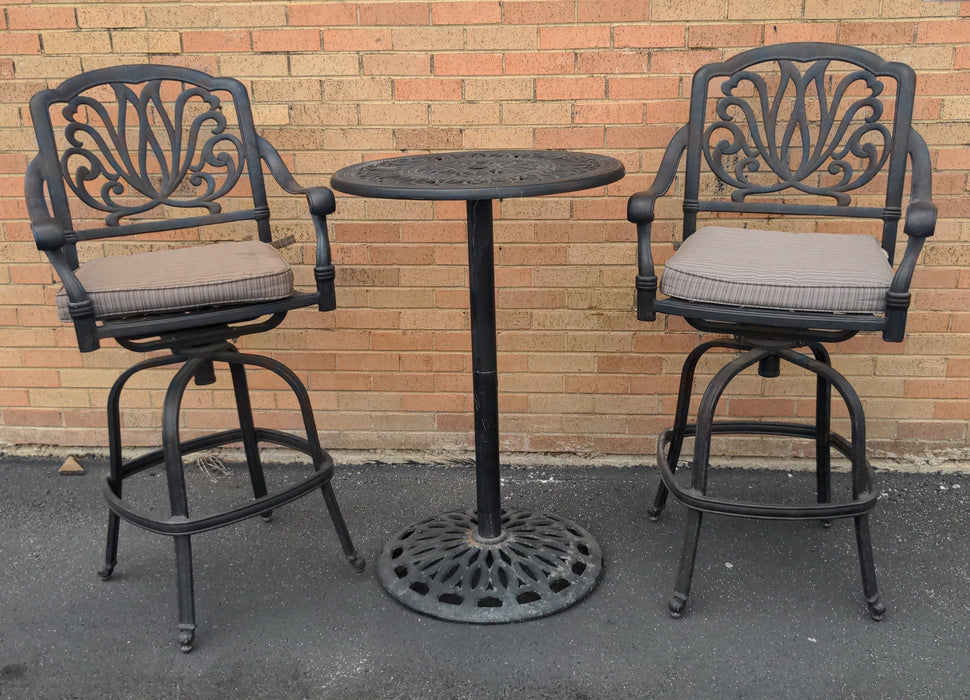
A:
330;149;625;201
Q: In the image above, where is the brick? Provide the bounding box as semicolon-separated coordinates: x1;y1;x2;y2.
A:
465;25;537;51
503;1;574;24
394;77;463;101
464;77;534;101
539;26;611;50
2;33;40;56
650;49;722;74
432;2;502;24
765;23;840;44
288;3;358;27
111;30;181;54
42;31;113;55
182;30;252;53
389;26;464;51
360;103;429;126
614;25;686;49
7;6;76;30
504;51;573;76
77;6;145;29
362;53;432;76
651;0;727;21
359;2;430;25
688;23;763;48
252;29;321;53
535;76;606;100
430;103;500;125
534;126;605;149
841;21;918;45
434;53;503;76
323;28;393;52
393;127;462;150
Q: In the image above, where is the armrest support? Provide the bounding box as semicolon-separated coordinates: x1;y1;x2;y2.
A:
26;155;99;350
628;125;688;321
883;130;936;342
258;136;337;311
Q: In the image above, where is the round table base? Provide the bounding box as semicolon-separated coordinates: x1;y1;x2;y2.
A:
377;508;603;623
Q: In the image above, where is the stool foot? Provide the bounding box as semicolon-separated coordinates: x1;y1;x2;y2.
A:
867;595;885;621
668;592;687;618
347;553;366;572
178;624;195;653
97;565;114;581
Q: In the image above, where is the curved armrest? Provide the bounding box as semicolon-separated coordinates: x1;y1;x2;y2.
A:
627;125;688;224
628;125;688;321
257;136;338;311
883;130;937;342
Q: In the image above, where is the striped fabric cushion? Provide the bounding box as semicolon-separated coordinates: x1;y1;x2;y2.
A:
659;226;894;313
56;240;293;322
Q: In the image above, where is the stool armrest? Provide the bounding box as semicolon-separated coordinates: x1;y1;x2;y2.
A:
628;125;688;321
883;132;936;342
257;136;337;311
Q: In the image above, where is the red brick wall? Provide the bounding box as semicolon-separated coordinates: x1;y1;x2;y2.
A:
1;1;968;464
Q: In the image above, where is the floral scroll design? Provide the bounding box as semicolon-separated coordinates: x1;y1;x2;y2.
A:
60;80;244;225
703;59;893;205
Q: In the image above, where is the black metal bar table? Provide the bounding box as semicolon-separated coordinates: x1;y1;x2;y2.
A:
332;150;625;622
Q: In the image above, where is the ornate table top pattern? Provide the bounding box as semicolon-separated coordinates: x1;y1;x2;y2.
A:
331;149;625;201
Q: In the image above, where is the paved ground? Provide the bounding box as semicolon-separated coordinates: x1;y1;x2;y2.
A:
1;454;968;699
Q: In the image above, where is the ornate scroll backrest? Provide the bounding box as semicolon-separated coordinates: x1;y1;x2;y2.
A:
29;65;271;267
683;43;917;259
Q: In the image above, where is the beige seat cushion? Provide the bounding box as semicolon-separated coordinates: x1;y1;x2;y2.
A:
659;226;894;314
56;240;293;322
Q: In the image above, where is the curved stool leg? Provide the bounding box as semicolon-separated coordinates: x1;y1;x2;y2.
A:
779;346;884;620
162;359;201;652
810;343;833;528
100;354;185;580
855;514;885;620
321;483;366;571
669;509;703;617
101;370;126;581
649;339;742;520
232;350;365;572
227;355;273;520
668;348;764;617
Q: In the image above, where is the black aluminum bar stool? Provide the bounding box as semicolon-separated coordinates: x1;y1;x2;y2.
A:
629;43;935;619
25;65;364;651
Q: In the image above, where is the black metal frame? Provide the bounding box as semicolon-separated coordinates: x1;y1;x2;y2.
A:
629;43;936;619
26;65;363;651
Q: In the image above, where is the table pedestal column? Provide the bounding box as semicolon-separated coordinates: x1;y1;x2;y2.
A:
376;200;603;623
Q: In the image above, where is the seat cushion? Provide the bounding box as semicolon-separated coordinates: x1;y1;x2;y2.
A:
659;226;894;314
56;240;293;321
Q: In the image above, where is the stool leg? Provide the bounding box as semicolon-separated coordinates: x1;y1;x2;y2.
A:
163;359;200;652
174;534;196;652
650;340;724;520
227;355;272;520
810;343;833;527
669;509;703;617
321;482;365;572
100;369;126;580
854;514;885;620
241;351;365;572
785;346;885;620
668;348;762;617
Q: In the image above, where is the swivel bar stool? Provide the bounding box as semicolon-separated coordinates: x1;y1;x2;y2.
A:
629;43;935;618
26;65;365;651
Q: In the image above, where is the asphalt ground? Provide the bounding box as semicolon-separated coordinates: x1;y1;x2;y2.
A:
1;455;968;699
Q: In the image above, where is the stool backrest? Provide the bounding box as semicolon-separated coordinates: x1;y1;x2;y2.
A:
682;42;920;264
27;65;272;271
